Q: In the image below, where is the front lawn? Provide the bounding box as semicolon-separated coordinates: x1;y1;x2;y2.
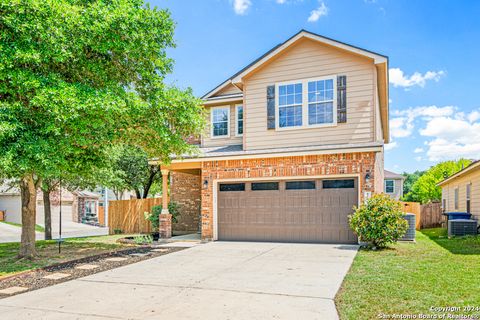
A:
0;235;133;277
335;228;480;319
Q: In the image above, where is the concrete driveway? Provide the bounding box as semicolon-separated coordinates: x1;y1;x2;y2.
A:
0;221;108;243
0;241;358;319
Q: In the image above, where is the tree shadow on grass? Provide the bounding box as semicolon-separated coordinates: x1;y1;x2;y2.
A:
421;228;480;255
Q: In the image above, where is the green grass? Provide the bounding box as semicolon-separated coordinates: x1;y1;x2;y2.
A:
0;235;130;277
335;228;480;320
1;221;45;232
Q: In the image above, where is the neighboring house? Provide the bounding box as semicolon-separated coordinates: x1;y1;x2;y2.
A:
154;30;389;244
0;184;104;226
384;170;404;200
438;161;479;220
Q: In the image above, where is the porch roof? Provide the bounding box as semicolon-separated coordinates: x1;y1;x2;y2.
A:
161;141;384;164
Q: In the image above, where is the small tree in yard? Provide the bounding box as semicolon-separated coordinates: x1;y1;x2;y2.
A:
0;0;205;258
349;194;409;249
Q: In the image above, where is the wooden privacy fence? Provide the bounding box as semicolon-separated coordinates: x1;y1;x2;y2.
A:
108;198;162;234
400;201;444;230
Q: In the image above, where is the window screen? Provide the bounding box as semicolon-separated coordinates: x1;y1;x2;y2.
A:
251;182;279;191
285;181;316;190
219;183;245;192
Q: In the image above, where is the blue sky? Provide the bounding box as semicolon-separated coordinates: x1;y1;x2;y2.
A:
151;0;480;174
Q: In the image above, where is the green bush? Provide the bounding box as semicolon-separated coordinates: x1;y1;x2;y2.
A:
144;202;180;232
349;194;409;249
133;234;153;245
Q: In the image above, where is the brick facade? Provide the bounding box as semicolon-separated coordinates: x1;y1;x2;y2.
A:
159;213;172;238
170;171;201;234
200;152;378;240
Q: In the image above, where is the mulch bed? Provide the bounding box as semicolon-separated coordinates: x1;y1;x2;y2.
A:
0;245;186;299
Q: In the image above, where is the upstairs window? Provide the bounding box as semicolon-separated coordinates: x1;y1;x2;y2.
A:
211;107;230;138
276;76;337;130
236;105;243;136
384;180;395;194
278;83;303;128
308;79;334;125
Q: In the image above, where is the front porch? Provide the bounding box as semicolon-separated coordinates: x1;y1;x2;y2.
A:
160;161;203;239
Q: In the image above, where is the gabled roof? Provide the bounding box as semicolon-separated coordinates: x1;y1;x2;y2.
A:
202;29;388;100
384;170;404;180
437;161;480;186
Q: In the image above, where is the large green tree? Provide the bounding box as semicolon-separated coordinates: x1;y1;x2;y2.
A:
404;159;471;204
109;145;161;199
0;0;204;258
401;170;425;201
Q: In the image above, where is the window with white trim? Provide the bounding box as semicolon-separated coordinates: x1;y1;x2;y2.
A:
211;107;229;137
236;105;243;136
276;76;337;129
278;83;303;128
308;79;334;125
384;179;395;194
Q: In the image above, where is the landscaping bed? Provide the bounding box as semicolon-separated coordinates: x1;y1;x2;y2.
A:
335;228;480;320
0;237;186;298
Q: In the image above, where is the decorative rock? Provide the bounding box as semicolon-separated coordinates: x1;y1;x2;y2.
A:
75;264;99;270
42;272;71;280
0;286;28;295
104;257;128;262
152;248;169;253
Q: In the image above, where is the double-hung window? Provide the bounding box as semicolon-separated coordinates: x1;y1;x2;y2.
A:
236;105;243;136
278;83;303;128
308;79;334;125
384;179;395;194
211;107;230;138
276;76;336;129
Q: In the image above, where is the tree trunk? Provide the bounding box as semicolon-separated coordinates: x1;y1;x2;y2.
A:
19;174;37;259
43;189;52;240
134;189;141;199
142;166;160;199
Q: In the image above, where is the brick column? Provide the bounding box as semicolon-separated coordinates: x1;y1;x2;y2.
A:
160;169;172;238
159;213;172;239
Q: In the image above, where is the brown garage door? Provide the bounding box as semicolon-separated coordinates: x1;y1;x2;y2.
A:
217;179;358;243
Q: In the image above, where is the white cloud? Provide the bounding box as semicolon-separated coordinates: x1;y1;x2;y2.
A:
468;110;480;123
390;117;413;138
233;0;251;15
276;0;287;3
419;115;480;161
389;106;480;162
384;141;398;151
308;1;328;22
390;105;455;139
389;68;445;88
415;156;422;162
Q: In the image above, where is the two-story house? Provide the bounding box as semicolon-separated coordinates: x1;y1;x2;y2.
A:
155;30;389;244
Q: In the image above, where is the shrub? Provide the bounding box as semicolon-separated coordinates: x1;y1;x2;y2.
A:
133;234;153;245
144;202;180;232
349;194;409;249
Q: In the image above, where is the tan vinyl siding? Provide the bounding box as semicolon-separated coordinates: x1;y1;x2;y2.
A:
202;104;243;147
215;84;242;96
442;168;480;220
385;178;403;200
243;38;376;150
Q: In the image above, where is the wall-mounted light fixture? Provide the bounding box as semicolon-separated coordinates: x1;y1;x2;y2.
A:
365;173;371;183
203;180;209;189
